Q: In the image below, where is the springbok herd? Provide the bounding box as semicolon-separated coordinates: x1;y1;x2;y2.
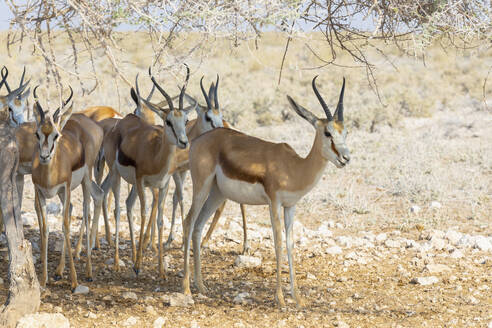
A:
0;64;350;307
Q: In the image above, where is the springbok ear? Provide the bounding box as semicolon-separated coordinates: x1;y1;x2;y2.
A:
286;95;318;127
57;103;73;131
140;97;170;119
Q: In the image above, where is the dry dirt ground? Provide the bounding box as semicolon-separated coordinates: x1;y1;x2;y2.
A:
1;106;491;328
0;33;491;327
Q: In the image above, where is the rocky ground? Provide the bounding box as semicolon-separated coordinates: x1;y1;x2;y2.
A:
2;201;491;328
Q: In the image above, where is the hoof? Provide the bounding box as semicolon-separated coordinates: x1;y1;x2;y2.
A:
53;274;62;281
85;277;93;282
133;267;139;276
92;246;99;251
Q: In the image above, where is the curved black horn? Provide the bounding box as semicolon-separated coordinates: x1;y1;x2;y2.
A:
0;67;6;90
334;77;345;122
148;66;175;111
146;83;156;101
19;66;26;88
134;73;142;107
200;76;212;110
1;66;11;93
312;75;332;120
63;85;74;106
179;63;190;111
33;85;45;122
214;74;219;110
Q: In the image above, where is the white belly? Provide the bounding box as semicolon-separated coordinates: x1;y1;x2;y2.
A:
38;183;65;199
144;170;170;188
18;162;32;175
70;165;87;190
115;150;137;185
216;166;268;205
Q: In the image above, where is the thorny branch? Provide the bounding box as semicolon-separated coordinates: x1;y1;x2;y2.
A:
5;0;491;97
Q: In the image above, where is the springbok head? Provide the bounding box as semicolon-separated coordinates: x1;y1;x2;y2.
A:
137;64;196;149
33;85;74;164
197;75;224;130
287;76;350;168
0;66;31;127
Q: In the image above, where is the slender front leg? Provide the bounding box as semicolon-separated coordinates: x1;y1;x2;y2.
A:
35;189;49;287
94;174;112;249
284;206;304;307
16;173;24;211
74;211;84;260
165;172;184;249
269;199;285;307
133;179;146;275
240;204;249;255
192;183;226;294
62;186;78;291
156;184;168;278
201;201;226;249
142;188;159;251
111;171;122;272
55;196;71;280
125;185;138;264
182;175;214;296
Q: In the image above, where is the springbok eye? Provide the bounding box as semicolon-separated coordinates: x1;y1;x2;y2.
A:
165;120;172;127
53;134;59;141
324;131;332;138
205;116;211;122
35;132;40;140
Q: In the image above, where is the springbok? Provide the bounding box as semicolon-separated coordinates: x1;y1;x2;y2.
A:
147;75;249;254
91;76;160;256
79;106;122;122
101;65;194;276
0;66;31;127
181;76;350;307
31;86;104;291
0;66;31;232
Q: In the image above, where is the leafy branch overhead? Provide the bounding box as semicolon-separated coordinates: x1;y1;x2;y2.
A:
5;0;491;94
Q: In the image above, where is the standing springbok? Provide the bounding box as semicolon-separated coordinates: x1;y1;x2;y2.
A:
101;65;194;276
31;86;104;291
181;76;350;307
146;75;249;254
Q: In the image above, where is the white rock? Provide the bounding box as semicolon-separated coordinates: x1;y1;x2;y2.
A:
73;285;89;295
17;313;70;328
488;321;492;328
410;205;421;213
336;321;350;328
424;264;451;274
449;249;464;259
46;202;61;215
384;239;401;248
445;230;462;245
306;273;316;280
430;238;447;250
411;276;439;285
190;320;200;328
153;317;167;328
345;252;358;260
326;246;342;255
162;292;194;307
22;213;38;227
233;292;252;304
336;236;353;247
474;236;492;251
85;311;97;319
317;222;333;238
375;233;387;243
336;223;344;229
122;316;139;327
105;258;126;267
122;291;138;300
429;201;442;209
145;305;157;316
234;255;261;268
457;234;473;248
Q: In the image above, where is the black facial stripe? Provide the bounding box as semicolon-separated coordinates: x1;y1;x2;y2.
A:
169;120;180;143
